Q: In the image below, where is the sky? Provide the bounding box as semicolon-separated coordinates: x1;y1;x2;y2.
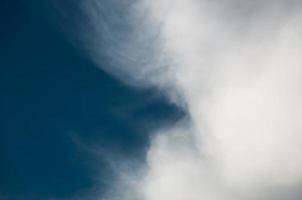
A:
1;0;302;200
0;1;183;199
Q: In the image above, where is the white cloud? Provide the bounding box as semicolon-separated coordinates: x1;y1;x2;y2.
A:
74;0;302;199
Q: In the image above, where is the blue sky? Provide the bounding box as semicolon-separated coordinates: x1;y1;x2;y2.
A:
2;1;302;200
0;1;183;199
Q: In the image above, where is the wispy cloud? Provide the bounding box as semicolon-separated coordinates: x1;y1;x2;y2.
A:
57;0;302;199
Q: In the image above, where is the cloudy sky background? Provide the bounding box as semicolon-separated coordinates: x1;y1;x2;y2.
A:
0;1;183;199
1;0;302;200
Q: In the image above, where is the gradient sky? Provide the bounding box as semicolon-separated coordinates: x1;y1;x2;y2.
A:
0;1;183;199
2;1;302;200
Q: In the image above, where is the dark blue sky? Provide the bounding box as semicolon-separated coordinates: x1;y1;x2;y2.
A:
0;1;183;199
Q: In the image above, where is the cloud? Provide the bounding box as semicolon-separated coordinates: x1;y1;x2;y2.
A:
57;0;302;199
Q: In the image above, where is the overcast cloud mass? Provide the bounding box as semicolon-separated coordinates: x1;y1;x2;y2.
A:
56;0;302;199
